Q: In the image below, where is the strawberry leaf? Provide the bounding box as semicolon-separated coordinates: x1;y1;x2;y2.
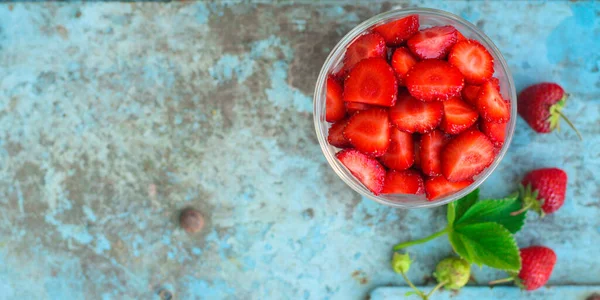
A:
448;188;479;225
455;193;525;233
449;222;521;271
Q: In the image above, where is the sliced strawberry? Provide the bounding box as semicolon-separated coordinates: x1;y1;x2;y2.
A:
425;176;473;201
413;135;421;169
381;170;425;195
442;130;495;182
373;15;420;46
407;26;458;60
379;127;414;170
477;80;510;123
448;40;494;84
490;77;500;90
405;59;464;102
327;118;351;148
390;90;444;133
391;47;418;86
480;119;507;147
440;97;479;135
343;108;391;157
345;102;374;114
342;33;386;74
456;30;467;42
420;130;447;177
336;149;386;195
326;76;346;122
343;58;398;107
461;84;481;106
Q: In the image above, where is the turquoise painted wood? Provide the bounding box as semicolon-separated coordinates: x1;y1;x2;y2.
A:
0;1;598;299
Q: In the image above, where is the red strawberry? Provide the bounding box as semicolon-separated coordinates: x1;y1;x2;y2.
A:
442;130;495;182
405;60;465;102
379;127;414;170
391;47;418;86
381;170;425;195
513;168;567;216
425;176;473;201
456;30;467;42
480;119;506;147
345;102;374;114
343;58;398;107
490;77;500;90
413;135;421;169
342;33;386;74
420;130;447;176
462;78;500;106
407;26;458;60
517;83;581;139
336;149;386;195
343;108;390;157
327;118;351;148
439;97;479;135
517;246;557;291
448;40;494;84
326;76;346;122
373;15;419;47
477;80;510;123
390;90;444;133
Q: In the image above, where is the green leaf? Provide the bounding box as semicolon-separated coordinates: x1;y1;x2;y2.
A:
448;222;521;271
456;193;525;233
451;188;480;222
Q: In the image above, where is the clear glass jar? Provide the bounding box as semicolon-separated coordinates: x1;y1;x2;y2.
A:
313;8;517;208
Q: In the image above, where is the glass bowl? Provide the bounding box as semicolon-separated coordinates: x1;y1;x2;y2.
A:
313;8;517;209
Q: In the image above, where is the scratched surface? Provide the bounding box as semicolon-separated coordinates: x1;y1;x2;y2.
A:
0;1;599;299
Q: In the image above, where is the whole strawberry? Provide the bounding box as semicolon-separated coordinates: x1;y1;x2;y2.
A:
513;168;568;216
518;82;582;139
489;246;557;291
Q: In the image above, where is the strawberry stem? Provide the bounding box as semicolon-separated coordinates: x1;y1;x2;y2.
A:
510;203;531;216
400;270;427;299
489;277;515;285
557;110;583;140
425;280;448;299
393;227;449;251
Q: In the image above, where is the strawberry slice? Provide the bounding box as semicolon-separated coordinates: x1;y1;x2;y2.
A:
381;170;425;195
405;59;465;102
477;80;510;123
379;127;414;170
456;30;467;42
440;97;479;134
425;176;473;201
342;33;386;74
327;118;352;148
343;108;391;157
326;76;346;122
420;130;447;176
373;15;419;46
343;58;398;107
461;84;481;106
336;149;386;195
413;135;421;169
390;90;444;133
442;130;495;182
345;102;374;114
391;47;418;86
480;119;507;147
448;40;494;84
407;26;458;60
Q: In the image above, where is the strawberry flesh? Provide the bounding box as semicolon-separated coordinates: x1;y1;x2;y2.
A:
343;58;398;107
327;118;352;148
420;130;447;176
440;97;479;135
345;102;374;114
448;40;494;84
379;127;414;170
373;15;420;46
441;130;495;182
407;25;458;60
343;108;391;157
326;76;346;122
480;119;506;147
391;47;418;86
425;176;473;201
336;149;386;195
390;90;444;133
405;59;464;102
477;80;510;123
381;170;425;195
342;33;386;74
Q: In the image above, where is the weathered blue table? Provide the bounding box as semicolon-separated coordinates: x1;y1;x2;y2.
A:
0;1;599;299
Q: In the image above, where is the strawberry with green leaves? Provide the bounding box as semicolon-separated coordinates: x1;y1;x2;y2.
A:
518;82;582;139
512;168;568;216
490;246;557;291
